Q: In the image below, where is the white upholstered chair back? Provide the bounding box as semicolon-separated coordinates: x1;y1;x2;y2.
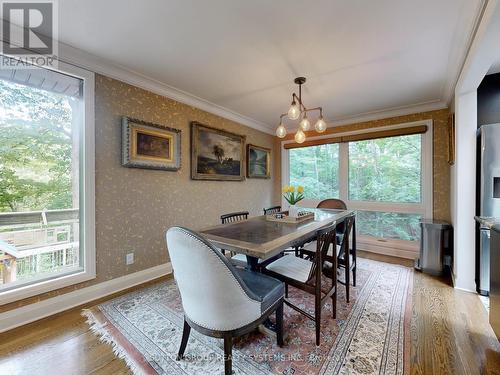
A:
166;227;262;331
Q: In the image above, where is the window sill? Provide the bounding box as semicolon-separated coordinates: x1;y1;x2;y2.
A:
357;235;419;259
0;269;96;306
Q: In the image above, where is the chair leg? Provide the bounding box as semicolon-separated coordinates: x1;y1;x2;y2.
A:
353;265;356;287
332;272;337;319
315;290;321;346
223;334;232;375
345;265;350;303
276;301;284;347
285;283;288;298
332;288;337;319
177;317;191;360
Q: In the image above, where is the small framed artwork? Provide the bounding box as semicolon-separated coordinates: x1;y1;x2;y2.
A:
247;144;271;179
122;117;181;171
448;113;455;166
191;122;245;181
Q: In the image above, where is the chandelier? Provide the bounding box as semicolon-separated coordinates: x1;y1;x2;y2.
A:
275;77;327;143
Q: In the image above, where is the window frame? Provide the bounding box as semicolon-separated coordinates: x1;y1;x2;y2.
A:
0;59;96;305
282;120;433;256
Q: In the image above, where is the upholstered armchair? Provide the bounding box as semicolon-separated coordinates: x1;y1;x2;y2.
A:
166;226;285;375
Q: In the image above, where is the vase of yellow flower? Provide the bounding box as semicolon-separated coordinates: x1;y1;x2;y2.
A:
282;185;305;218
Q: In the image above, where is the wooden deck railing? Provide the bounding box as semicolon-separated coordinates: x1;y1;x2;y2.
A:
0;209;80;285
0;208;79;227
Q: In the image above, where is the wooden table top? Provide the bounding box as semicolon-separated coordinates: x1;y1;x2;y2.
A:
199;208;354;260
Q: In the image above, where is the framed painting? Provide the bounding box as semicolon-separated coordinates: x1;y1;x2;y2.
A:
191;122;245;181
122;117;181;171
448;113;455;166
247;144;271;179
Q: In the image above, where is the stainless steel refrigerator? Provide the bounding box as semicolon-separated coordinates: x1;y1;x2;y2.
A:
476;123;500;296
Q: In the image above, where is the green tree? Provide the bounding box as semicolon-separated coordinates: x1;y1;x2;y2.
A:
288;135;422;241
0;79;75;212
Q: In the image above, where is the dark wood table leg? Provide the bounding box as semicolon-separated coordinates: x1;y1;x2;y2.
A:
246;255;259;271
352;218;357;286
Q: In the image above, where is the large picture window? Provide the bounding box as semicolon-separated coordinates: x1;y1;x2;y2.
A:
284;123;432;257
0;57;95;304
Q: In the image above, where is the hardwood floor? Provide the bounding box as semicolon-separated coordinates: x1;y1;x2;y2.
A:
1;255;499;375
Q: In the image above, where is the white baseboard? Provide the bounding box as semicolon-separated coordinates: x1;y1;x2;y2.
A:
0;263;172;333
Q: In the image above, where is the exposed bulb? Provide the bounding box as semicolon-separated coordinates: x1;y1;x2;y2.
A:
288;101;300;120
276;123;287;138
299;116;310;131
315;116;327;133
294;129;306;143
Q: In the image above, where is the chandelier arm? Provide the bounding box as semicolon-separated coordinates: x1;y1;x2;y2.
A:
292;93;307;112
303;106;323;115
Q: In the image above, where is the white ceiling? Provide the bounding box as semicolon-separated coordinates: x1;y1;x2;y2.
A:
57;0;484;131
487;51;500;75
489;62;500;75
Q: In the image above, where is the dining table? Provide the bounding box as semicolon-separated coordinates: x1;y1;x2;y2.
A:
199;208;356;271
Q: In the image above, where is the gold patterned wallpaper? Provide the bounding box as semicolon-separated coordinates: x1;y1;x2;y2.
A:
0;75;280;312
275;108;451;222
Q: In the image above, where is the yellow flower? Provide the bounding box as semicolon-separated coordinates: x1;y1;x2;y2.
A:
289;186;296;193
282;185;289;193
297;186;304;193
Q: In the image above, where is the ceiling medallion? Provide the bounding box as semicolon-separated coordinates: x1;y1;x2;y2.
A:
276;77;327;143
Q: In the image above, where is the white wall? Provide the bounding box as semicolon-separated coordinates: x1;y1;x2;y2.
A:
451;0;500;292
451;91;477;292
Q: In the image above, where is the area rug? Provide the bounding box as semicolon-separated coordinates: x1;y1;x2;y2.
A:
83;258;413;374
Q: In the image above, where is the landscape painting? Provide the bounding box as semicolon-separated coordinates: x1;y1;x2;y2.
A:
122;117;181;171
247;144;270;178
191;122;245;181
136;131;171;160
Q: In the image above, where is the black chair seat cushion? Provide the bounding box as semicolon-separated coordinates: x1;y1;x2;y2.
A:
235;269;284;313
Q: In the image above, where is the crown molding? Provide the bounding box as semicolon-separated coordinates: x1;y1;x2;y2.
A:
283;99;447;130
326;100;448;128
57;42;275;135
442;0;488;104
455;0;500;95
56;43;450;137
2;4;486;136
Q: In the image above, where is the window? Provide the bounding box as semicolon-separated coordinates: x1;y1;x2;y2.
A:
348;135;423;243
289;144;339;199
355;211;421;242
348;135;421;203
283;123;432;256
0;57;95;304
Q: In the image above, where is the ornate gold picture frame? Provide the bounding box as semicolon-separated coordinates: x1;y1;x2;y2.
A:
122;117;181;171
247;144;271;179
448;113;455;166
191;122;245;181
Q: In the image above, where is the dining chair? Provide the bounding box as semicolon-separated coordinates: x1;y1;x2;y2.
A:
166;227;284;375
263;205;282;215
301;213;356;303
317;198;347;210
317;199;347;236
219;211;249;258
262;223;338;346
221;211;249;224
263;205;304;259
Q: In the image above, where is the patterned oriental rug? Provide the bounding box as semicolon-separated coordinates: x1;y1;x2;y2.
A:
83;258;413;375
